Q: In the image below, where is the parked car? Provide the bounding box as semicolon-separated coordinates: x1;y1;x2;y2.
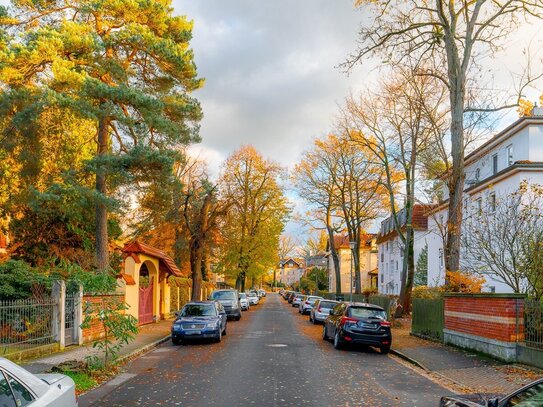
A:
310;299;339;324
322;302;391;354
290;292;302;304
292;293;305;308
247;291;260;305
258;289;266;297
283;291;294;301
239;293;250;311
209;289;242;320
286;291;297;303
299;296;323;314
171;301;227;345
279;289;285;296
0;357;77;407
440;377;543;406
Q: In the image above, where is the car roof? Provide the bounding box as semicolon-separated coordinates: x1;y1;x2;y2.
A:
0;357;50;397
185;301;216;306
212;289;237;292
348;302;386;311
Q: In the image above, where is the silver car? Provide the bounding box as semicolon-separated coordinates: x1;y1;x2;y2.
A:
247;291;259;305
299;296;323;314
310;299;339;324
0;357;77;406
239;293;250;310
292;293;305;308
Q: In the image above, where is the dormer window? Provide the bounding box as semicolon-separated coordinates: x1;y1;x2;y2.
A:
475;168;480;181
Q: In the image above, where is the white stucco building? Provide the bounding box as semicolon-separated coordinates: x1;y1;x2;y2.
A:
427;112;543;292
376;205;436;295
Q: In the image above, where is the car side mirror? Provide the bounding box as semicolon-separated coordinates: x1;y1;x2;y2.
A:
174;311;180;317
486;398;499;407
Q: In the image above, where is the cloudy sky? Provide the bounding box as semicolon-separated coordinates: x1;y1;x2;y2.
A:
176;1;374;175
174;1;543;236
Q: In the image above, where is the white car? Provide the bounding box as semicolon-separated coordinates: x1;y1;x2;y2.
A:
247;291;259;305
239;293;250;311
0;357;78;406
299;296;323;314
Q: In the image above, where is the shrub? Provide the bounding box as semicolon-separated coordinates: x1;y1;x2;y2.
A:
412;285;443;299
445;271;485;293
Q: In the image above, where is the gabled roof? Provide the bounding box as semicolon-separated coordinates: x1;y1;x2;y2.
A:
333;233;375;250
279;257;304;268
123;240;182;277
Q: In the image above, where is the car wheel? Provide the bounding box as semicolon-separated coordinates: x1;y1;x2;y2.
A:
380;345;391;355
215;329;222;343
322;325;328;341
172;337;181;346
236;315;241;321
222;325;227;336
334;331;343;350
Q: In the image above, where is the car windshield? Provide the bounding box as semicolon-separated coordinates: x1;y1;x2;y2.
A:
211;291;237;300
347;307;387;320
319;301;336;309
181;304;216;317
239;293;247;299
307;297;321;302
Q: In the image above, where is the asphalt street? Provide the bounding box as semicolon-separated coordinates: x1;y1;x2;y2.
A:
81;294;451;407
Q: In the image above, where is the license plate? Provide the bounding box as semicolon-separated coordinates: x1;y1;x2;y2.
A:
185;330;201;335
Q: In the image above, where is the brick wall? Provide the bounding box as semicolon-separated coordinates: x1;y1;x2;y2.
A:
82;294;124;344
445;294;524;342
443;293;525;362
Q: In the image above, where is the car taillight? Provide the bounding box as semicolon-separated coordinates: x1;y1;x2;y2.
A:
380;321;391;327
305;301;310;305
317;306;322;312
339;316;357;326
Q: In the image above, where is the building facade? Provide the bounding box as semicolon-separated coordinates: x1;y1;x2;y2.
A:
278;258;305;287
328;234;378;293
427;113;543;292
376;205;435;295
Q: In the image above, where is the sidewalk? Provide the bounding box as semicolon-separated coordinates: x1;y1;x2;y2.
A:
392;318;542;395
23;319;173;374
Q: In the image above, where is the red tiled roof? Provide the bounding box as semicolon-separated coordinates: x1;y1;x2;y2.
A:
123;240;182;277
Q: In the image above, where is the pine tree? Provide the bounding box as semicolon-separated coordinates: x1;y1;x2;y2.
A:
0;0;203;269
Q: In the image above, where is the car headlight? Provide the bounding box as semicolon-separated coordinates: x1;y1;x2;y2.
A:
206;322;218;328
173;323;182;329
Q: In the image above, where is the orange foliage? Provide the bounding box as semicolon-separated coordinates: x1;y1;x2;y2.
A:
445;271;485;293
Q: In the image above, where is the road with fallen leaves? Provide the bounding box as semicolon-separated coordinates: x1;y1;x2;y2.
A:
81;293;451;406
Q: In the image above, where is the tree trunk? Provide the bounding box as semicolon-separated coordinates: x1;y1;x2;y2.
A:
190;238;203;301
352;243;361;294
445;90;465;274
399;172;415;315
95;115;109;270
326;210;341;295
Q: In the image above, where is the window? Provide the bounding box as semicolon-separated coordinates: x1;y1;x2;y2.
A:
489;286;496;293
492;153;498;174
504;382;543;406
490;193;496;212
396;261;398;271
476;198;482;216
439;248;444;268
6;373;33;407
475;168;480;180
506;144;513;166
380;252;384;263
0;372;16;407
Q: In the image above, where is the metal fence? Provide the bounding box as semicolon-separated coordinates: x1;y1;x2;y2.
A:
0;297;57;355
411;298;444;341
524;299;543;349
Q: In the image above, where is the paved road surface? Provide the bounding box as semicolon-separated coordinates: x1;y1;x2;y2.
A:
82;294;450;406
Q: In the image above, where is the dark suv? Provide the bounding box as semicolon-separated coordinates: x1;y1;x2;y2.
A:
322;302;391;354
209;289;242;320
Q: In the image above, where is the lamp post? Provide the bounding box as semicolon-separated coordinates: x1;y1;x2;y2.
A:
349;241;357;303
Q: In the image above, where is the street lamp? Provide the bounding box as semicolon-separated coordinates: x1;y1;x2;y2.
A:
349;241;357;304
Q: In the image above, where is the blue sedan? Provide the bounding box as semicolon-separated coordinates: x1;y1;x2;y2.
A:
171;301;227;345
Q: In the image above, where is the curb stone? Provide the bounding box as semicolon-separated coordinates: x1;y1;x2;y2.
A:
390;348;430;372
115;334;171;365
